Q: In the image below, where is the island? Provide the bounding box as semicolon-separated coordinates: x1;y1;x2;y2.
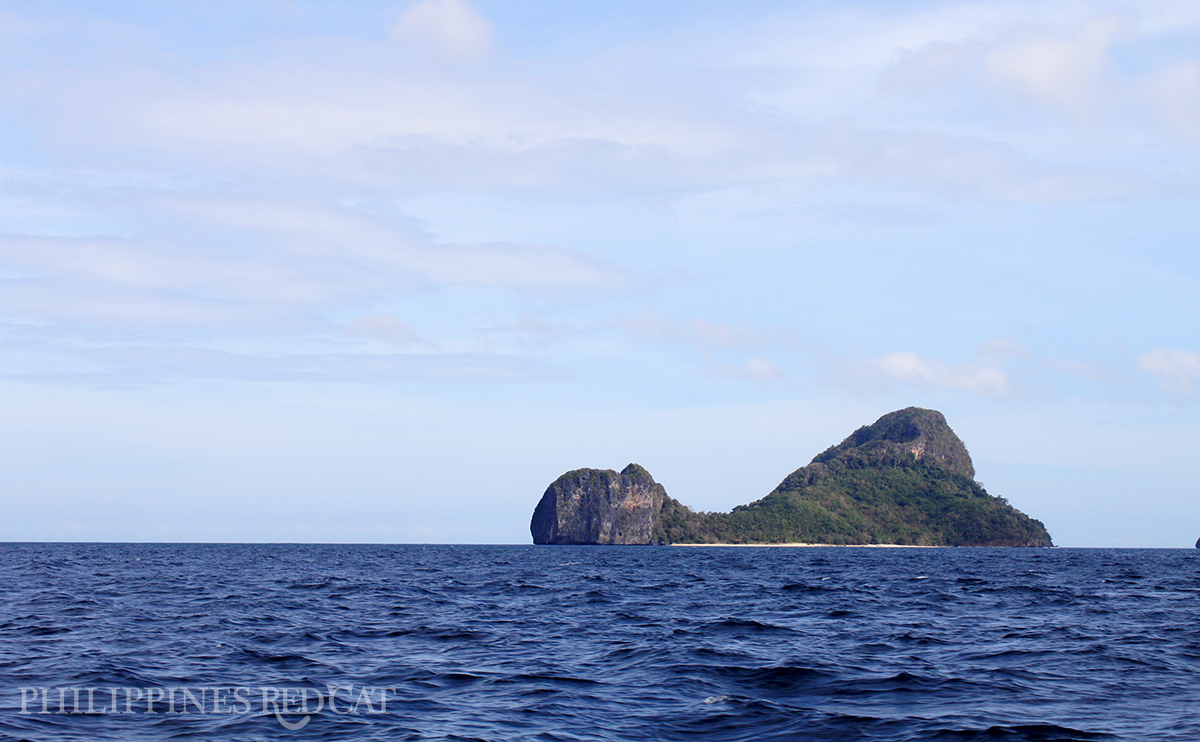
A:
530;407;1053;547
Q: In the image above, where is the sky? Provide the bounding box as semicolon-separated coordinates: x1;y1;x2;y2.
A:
1;0;1197;547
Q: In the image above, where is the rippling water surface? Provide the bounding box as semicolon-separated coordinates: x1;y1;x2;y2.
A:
0;544;1197;741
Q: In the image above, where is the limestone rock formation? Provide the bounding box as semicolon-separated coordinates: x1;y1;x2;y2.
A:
815;407;974;478
531;408;1053;547
530;463;667;545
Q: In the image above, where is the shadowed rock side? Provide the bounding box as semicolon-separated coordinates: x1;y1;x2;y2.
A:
530;463;668;545
533;407;1053;547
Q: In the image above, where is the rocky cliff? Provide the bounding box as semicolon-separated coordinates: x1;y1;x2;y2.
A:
811;407;975;478
530;463;667;545
531;407;1053;547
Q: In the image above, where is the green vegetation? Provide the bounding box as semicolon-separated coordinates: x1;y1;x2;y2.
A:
651;407;1053;547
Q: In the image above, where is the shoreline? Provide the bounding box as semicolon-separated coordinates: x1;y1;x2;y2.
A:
669;542;940;548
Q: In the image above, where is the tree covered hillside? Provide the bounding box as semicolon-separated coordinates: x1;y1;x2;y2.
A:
653;408;1052;547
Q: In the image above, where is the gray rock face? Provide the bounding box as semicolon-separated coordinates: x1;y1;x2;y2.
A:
775;408;976;493
530;463;666;545
809;407;975;478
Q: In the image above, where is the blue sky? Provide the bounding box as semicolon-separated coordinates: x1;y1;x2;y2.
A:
2;0;1197;546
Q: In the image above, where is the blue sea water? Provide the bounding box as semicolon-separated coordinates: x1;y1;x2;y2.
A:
0;544;1197;741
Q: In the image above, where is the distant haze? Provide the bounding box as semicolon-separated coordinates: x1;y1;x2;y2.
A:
1;0;1197;547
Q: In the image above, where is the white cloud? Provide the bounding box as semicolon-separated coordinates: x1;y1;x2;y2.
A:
8;7;1167;205
391;0;493;60
873;351;1014;397
1137;348;1200;395
881;8;1200;151
985;15;1128;119
1145;61;1200;143
0;198;632;358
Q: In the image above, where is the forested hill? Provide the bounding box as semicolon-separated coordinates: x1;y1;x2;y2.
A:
654;408;1053;547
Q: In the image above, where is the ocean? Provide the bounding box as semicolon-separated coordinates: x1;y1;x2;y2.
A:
0;543;1196;741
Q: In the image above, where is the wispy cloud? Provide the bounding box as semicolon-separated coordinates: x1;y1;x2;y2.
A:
984;15;1129;120
7;4;1182;203
813;346;1018;399
0;203;630;328
391;0;494;60
875;351;1013;396
1137;348;1200;395
3;343;567;386
881;8;1200;148
1146;61;1200;143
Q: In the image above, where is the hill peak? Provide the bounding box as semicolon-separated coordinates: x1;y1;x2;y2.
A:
812;407;975;480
